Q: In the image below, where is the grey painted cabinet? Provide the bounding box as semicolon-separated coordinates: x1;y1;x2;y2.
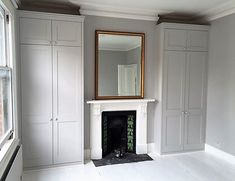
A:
20;11;84;168
162;51;186;152
21;45;53;167
156;23;209;154
52;20;82;46
184;52;207;151
53;46;83;164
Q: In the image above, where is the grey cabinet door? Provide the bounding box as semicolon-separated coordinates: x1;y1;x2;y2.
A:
53;46;83;164
52;20;82;47
20;18;51;45
164;29;187;51
21;45;53;167
187;31;208;52
162;51;186;152
184;52;207;150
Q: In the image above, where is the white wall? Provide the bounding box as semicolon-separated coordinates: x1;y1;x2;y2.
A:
207;13;235;156
84;15;158;149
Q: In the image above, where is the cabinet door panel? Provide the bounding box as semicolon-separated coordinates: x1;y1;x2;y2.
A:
22;119;53;167
55;122;82;163
53;46;82;164
162;51;186;153
21;45;53;167
184;52;207;150
162;115;184;152
165;29;187;51
20;18;51;45
21;45;53;115
164;51;186;112
184;114;204;150
187;31;208;51
52;21;82;46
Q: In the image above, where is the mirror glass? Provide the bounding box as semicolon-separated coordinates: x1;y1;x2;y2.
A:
95;31;145;99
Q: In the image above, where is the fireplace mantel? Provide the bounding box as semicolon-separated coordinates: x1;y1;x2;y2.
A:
87;99;155;104
87;99;156;159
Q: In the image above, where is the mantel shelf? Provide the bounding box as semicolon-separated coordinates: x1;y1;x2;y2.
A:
87;99;156;104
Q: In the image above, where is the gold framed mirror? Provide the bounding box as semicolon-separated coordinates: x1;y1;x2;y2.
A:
95;30;145;100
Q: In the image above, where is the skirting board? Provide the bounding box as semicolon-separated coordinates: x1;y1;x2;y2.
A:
84;149;91;160
147;143;155;154
85;143;155;160
205;144;235;165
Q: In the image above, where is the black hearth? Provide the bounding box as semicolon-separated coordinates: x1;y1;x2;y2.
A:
102;111;136;157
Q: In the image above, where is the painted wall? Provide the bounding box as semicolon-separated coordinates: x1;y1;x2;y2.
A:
207;13;235;156
84;15;158;149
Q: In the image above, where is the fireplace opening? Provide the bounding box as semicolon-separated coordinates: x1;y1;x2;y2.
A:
102;111;136;158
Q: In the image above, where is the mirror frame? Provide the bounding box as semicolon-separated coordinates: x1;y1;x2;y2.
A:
95;30;145;100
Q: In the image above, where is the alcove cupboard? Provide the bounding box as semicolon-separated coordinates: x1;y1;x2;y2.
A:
19;11;84;168
156;23;209;154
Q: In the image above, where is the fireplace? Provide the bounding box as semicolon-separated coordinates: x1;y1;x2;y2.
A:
87;99;155;159
102;111;136;157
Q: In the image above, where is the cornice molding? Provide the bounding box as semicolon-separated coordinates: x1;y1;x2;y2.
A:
10;0;20;8
73;1;163;21
76;0;235;22
80;9;158;21
199;0;235;21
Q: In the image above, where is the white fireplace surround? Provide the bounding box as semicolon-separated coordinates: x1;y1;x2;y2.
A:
87;99;155;159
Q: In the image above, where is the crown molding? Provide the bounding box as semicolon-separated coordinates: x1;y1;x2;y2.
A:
80;9;158;21
10;0;20;9
199;0;235;21
71;1;163;21
74;0;235;22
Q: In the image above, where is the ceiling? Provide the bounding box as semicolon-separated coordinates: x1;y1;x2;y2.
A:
16;0;235;21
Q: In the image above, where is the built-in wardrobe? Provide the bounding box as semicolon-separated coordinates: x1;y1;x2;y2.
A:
156;23;209;154
19;11;84;168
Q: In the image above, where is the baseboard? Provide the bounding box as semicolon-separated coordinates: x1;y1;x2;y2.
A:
84;149;91;160
147;143;155;153
136;144;148;154
205;144;235;165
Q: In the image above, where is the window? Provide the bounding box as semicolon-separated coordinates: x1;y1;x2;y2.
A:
0;6;5;66
0;5;13;150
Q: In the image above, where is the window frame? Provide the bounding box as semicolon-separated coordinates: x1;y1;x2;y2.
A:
0;5;14;151
0;6;6;66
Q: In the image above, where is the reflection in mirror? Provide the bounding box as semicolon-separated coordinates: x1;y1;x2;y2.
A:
96;31;145;99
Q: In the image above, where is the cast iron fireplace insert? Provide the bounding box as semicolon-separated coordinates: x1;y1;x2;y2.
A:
102;111;136;157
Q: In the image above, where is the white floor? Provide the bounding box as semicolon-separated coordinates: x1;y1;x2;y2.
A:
23;151;235;181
